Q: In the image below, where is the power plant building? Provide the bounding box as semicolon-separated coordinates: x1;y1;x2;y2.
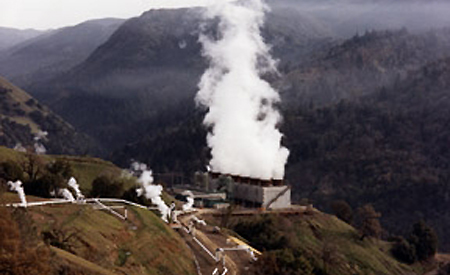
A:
195;172;291;209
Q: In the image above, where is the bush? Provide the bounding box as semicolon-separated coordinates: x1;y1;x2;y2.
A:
233;215;287;251
252;249;314;275
91;175;125;198
0;160;24;182
331;200;353;224
391;236;416;264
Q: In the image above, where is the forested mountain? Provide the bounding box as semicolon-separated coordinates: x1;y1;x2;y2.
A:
0;18;124;87
0;76;95;155
284;56;450;251
28;7;332;150
279;28;450;107
0;27;43;51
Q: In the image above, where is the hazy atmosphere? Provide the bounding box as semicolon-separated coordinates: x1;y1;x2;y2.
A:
1;0;450;274
0;0;224;29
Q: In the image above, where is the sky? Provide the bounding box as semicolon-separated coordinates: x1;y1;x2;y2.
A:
0;0;222;30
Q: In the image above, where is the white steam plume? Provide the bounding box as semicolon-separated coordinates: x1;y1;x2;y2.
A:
7;180;27;206
182;190;195;211
68;177;84;200
196;0;289;180
33;130;48;155
59;188;75;202
13;143;26;153
132;162;170;222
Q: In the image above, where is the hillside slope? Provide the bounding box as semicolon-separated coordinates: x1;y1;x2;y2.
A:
205;210;422;274
0;193;196;275
0;77;95;155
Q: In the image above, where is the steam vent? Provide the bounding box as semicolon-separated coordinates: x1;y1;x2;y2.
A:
207;172;291;209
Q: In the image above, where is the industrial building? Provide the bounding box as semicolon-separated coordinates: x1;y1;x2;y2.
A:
194;172;291;209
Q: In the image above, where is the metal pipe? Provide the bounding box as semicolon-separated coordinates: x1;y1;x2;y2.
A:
193;236;217;261
93;199;127;220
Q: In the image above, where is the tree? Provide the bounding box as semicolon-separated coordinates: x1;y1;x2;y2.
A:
357;204;382;240
23;159;73;198
46;160;72;179
331;200;353;224
408;221;438;261
20;152;43;183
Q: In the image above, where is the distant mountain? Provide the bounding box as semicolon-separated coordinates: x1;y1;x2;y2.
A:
0;18;125;87
0;76;95;155
0;27;43;51
268;0;450;37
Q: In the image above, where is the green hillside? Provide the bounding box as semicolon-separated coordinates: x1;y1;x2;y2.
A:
0;145;128;192
222;211;425;275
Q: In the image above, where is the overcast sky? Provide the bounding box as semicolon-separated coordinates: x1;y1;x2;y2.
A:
0;0;222;30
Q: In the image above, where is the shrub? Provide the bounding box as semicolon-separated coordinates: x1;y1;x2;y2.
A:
331;200;353;224
91;175;125;198
0;160;24;182
391;236;416;264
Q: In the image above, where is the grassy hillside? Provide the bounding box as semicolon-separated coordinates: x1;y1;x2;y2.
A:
221;211;424;275
0;146;132;193
0;193;196;275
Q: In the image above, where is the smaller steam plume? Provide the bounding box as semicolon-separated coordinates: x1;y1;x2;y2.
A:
68;177;84;200
131;162;170;223
59;188;75;202
33;130;48;155
7;180;27;206
182;190;195;211
13;143;26;153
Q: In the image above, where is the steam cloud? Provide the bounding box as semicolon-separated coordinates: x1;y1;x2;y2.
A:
7;180;27;206
68;177;85;200
182;190;195;211
196;0;289;180
59;188;75;201
33;130;48;155
132;162;170;222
